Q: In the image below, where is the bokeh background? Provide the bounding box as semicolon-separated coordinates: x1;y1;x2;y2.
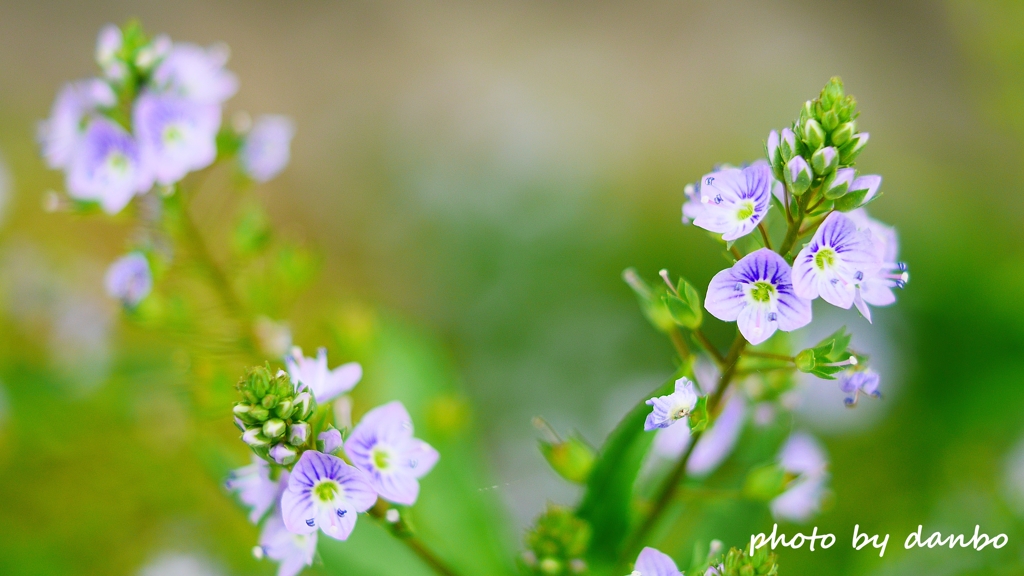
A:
1;1;1024;575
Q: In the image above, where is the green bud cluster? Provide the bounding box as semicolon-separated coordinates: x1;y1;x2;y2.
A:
522;505;591;575
796;77;863;167
710;546;779;576
234;364;317;464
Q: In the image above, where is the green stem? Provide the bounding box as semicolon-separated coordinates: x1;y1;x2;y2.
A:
622;333;747;562
778;192;809;257
668;327;692;361
368;504;462;576
742;350;794;363
757;222;773;251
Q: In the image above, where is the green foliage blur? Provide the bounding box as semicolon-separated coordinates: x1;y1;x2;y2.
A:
1;2;1024;575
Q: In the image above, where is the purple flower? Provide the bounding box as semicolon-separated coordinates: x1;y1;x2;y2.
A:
344;401;439;506
286;347;362;404
681;182;704;224
241;115;295;182
770;432;829;523
846;208;908;321
632;547;682;576
792;212;880;311
151;43;238;105
95;24;124;80
39;79;116;169
224;456;279;523
644;377;698;431
134;92;220;185
692;163;772;241
258;508;317;576
838;369;880;406
281;450;377;540
67;117;151;214
104;252;152;306
705;248;812;345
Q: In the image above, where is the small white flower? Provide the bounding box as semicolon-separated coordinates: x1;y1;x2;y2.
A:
644;377;698;431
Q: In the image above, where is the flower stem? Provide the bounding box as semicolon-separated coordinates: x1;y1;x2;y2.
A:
692;329;726;367
742;350;794;363
368;504;462;576
622;333;747;561
668;326;692;361
757;222;773;250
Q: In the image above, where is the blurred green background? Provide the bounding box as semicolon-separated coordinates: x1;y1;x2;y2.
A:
1;1;1024;574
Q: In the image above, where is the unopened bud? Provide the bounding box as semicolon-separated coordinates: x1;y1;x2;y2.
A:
249;405;270;422
824;168;855;199
785;156;812;196
780;127;797;161
233;417;246;432
261;394;278;410
269;443;298;466
766;129;781;166
288;422;310;446
293;392;314;420
821;109;839;132
831;122;855;146
262;418;286;440
274;399;294;420
810;146;838;176
242;427;269;447
318;427;344;454
233;403;256;423
839;132;869;164
803;118;825;150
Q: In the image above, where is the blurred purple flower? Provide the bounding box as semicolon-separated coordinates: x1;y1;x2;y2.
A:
838;369;881;406
258;508;317;576
286;346;362;404
770;432;829;522
241;115;295;182
95;24;124;80
104;252;152;306
134;92;220;185
344;401;439;505
632;547;682;576
39;79;117;170
644;377;698;431
152;43;238;105
225;456;280;524
705;248;812;345
792;212;879;313
692;163;772;241
281;450;376;540
66;117;151;214
846;208;909;322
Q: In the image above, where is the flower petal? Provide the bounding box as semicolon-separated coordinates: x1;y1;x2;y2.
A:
280;488;317;535
634;546;682;576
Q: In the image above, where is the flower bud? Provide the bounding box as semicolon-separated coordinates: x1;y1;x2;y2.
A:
274;399;294;420
288;422;310;446
823;168;855;199
539;433;596;485
293;392;314;420
249;405;270;422
269;443;298;466
260;394;278;409
810;146;838;176
803;118;825;150
785;156;812;195
780;127;797;161
821;109;839;132
262;418;287;440
318;427;344;454
831;122;855;146
233;417;246;432
839;132;869;164
242;427;269;448
766;130;781;166
233;403;257;424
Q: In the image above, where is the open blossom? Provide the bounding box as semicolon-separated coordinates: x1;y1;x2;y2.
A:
838;369;881;406
792;211;880;313
104;252;152;306
281;450;377;540
846;208;909;321
224;456;279;524
344;401;439;506
152;43;238;105
705;248;812;345
134;92;220;185
692;162;772;241
631;547;682;576
286;347;362;404
241;115;295;182
67;117;152;214
771;432;829;523
644;377;698;431
38;79;117;169
258;509;317;576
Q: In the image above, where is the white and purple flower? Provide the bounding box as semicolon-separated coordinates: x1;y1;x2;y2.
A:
846;208;909;321
104;252;152;306
644;377;698;431
792;211;880;313
39;79;117;170
705;248;812;345
241;115;295;182
631;547;682;576
151;42;238;105
258;508;318;576
224;456;279;524
838;369;881;406
134;92;220;185
66;117;152;214
344;401;439;506
770;432;829;523
286;347;362;404
281;450;377;540
692;163;773;241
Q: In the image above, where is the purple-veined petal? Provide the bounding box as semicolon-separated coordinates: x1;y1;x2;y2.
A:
737;302;775;345
705;268;746;322
259;510;317;576
280;489;317;535
401;438;440;479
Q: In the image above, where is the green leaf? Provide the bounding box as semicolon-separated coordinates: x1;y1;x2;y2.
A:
577;367;686;567
688;395;709;433
539;433;596;485
622;269;674;333
742;463;788;502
